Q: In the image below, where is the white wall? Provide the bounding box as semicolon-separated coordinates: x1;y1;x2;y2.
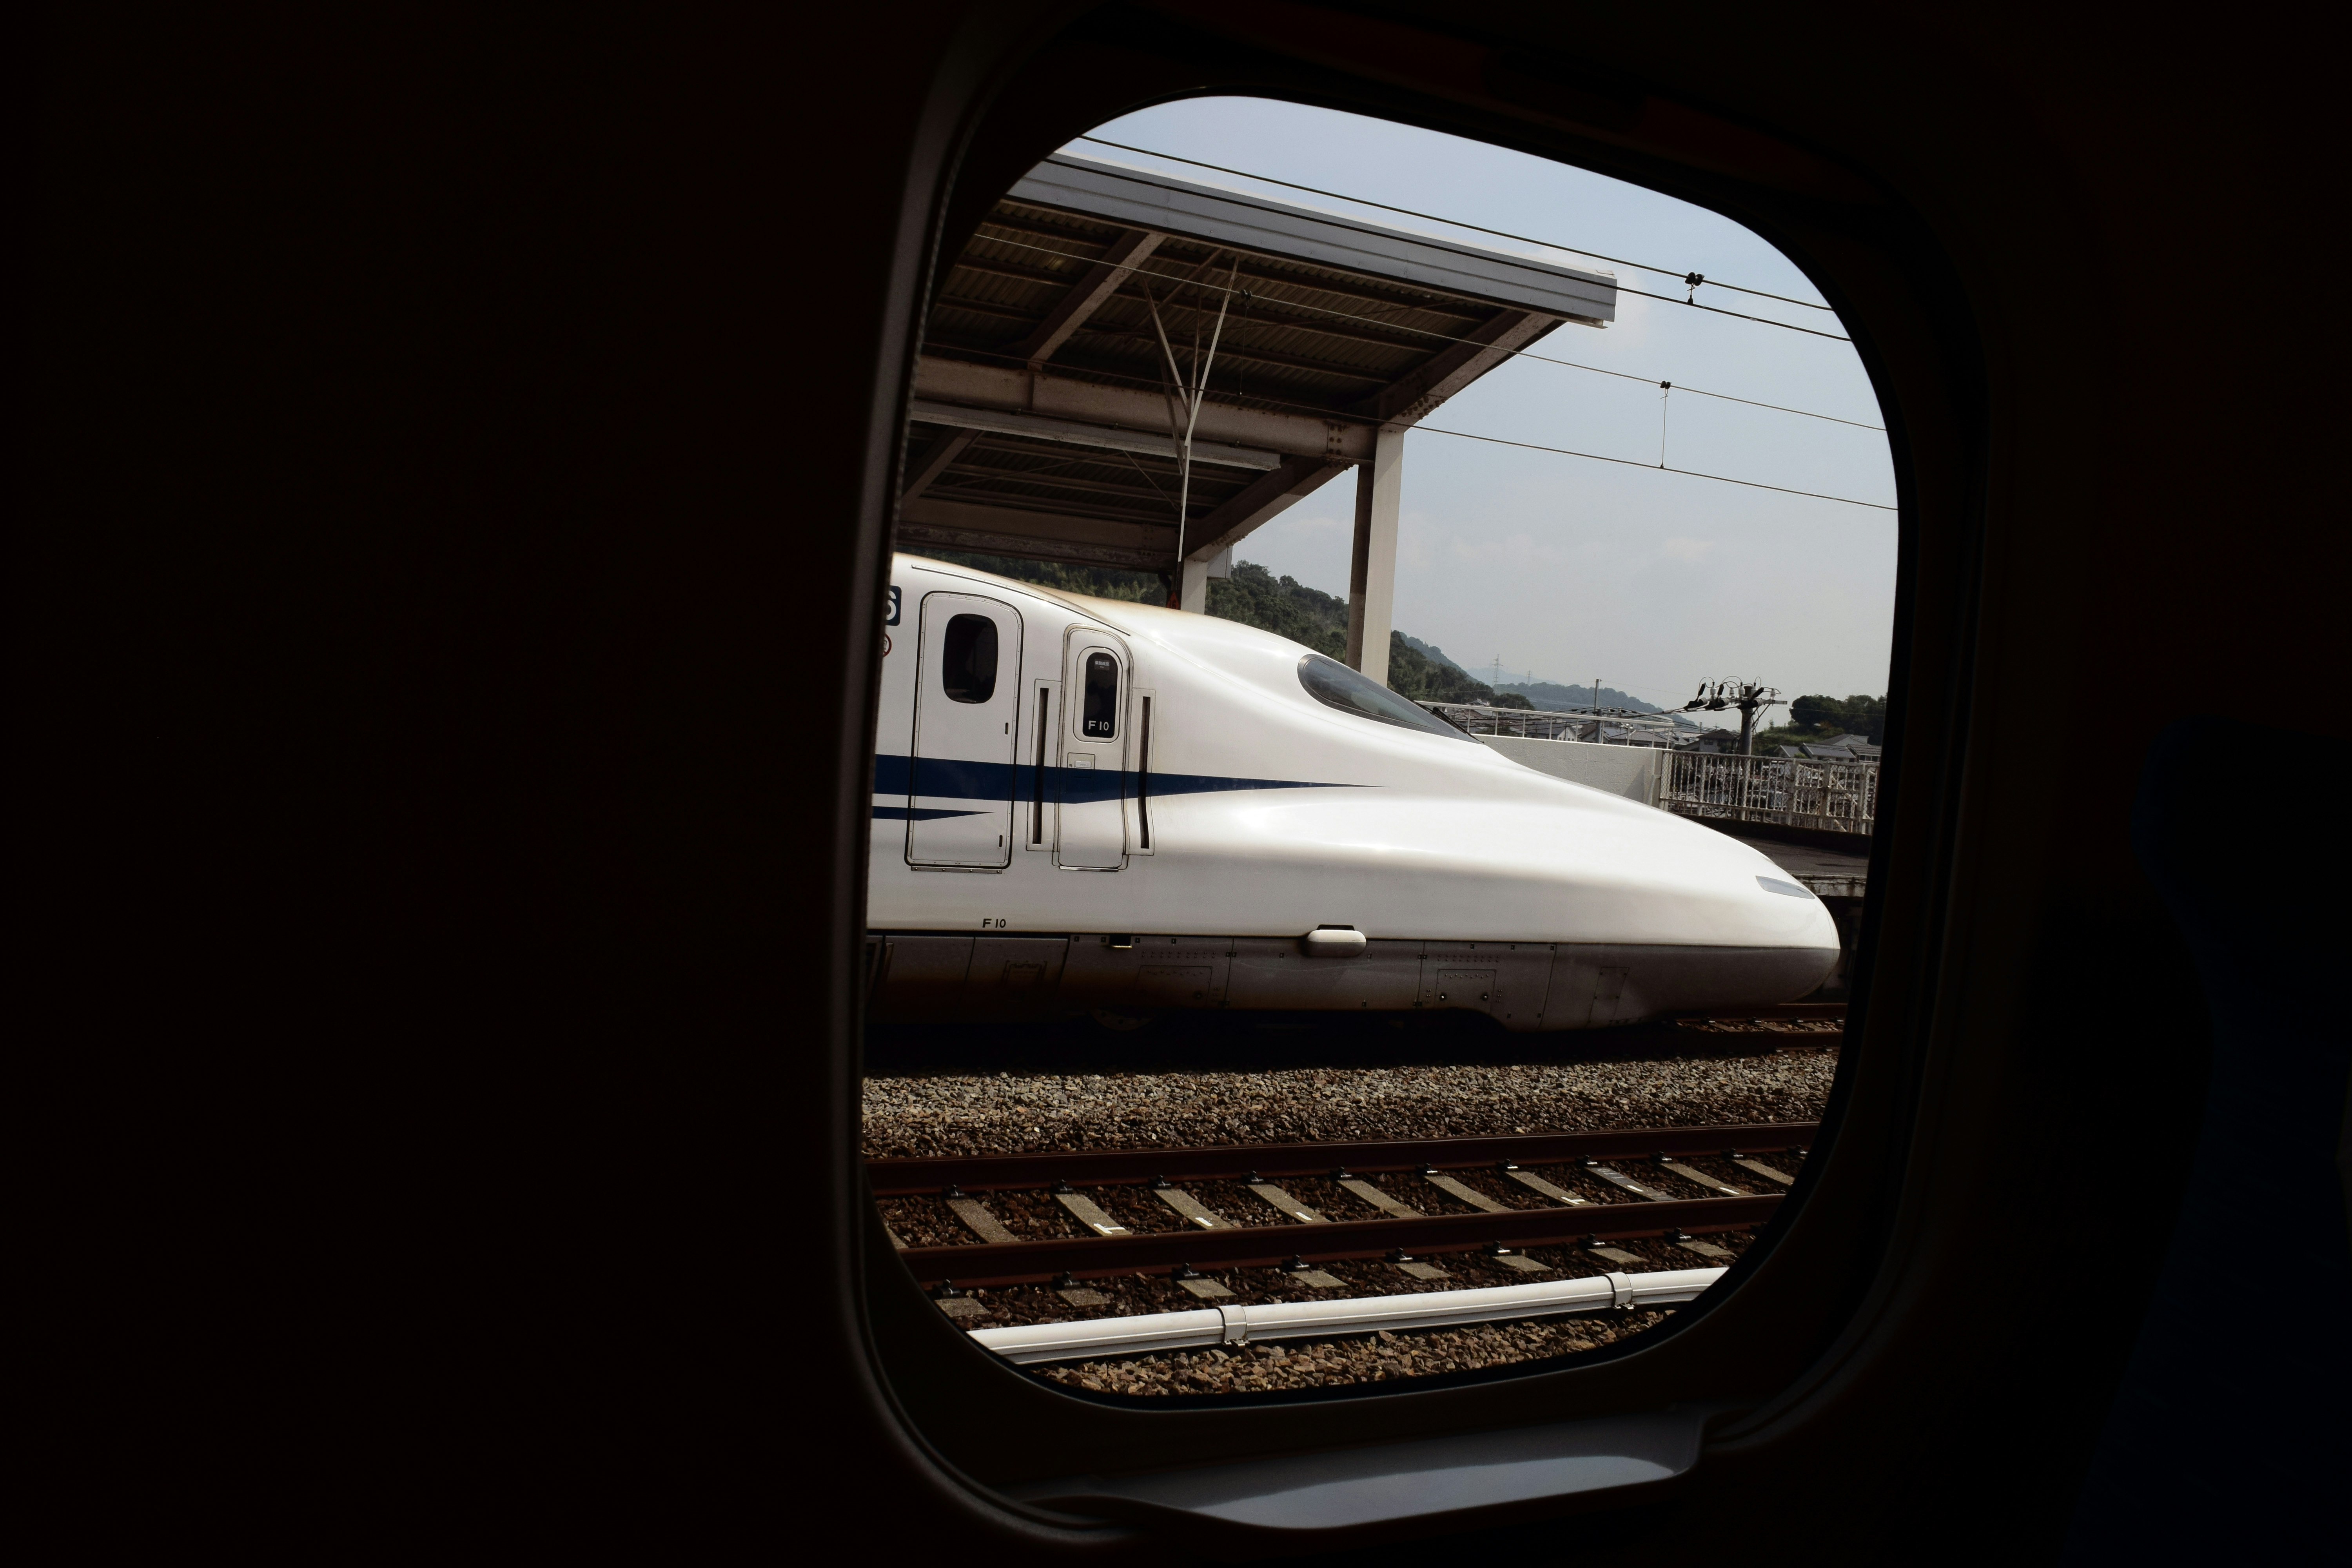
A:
1477;734;1664;806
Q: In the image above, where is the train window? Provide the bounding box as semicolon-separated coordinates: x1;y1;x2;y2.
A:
939;613;996;703
1079;651;1117;738
1296;652;1475;740
871;89;1892;1422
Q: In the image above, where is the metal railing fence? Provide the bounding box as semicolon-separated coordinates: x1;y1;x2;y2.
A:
1660;751;1877;835
1417;701;1686;746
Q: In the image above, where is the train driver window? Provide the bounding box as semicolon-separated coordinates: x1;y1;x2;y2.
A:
940;613;997;704
1079;650;1118;738
1296;653;1474;739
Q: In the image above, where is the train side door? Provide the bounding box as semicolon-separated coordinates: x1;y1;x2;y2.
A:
907;592;1022;868
1056;630;1128;870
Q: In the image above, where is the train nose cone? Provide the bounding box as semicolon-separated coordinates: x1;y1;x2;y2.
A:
1617;813;1844;1014
1534;804;1844;1025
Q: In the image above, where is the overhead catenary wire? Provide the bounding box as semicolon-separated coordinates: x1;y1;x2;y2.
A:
927;338;1898;515
1411;423;1894;510
963;229;1883;431
1529;352;1882;431
925;373;1848;712
1074;135;1848;337
938;185;1894;704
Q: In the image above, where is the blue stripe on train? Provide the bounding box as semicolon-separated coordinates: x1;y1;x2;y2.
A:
871;806;987;821
871;753;1359;805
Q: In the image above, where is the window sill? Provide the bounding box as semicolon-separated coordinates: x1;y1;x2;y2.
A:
1002;1405;1723;1548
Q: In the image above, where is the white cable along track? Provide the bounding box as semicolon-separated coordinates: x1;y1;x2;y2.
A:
969;1267;1728;1365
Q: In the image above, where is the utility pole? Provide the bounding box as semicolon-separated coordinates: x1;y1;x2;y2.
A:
1679;680;1782;755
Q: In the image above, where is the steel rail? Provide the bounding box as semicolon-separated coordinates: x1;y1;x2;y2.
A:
900;1193;1782;1287
866;1121;1818;1196
1670;1002;1846;1022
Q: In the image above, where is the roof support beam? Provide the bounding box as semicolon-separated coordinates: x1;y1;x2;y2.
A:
976;216;1491;323
950;256;1460;354
908;397;1279;471
1172;457;1352;617
899;524;1171;573
1010;228;1164;369
900;494;1175;558
914;357;1371;463
942;293;1399;384
896;517;1173;573
1182;456;1351;561
936;459;1191;512
901;427;978;501
1360;310;1558;426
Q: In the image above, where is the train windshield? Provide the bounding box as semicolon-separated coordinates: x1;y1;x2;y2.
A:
1297;653;1473;740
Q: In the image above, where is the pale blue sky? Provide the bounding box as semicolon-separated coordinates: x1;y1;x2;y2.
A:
1072;99;1898;716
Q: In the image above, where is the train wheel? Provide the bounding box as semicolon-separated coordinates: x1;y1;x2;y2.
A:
1087;1007;1154;1033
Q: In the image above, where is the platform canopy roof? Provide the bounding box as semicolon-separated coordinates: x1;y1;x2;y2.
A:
900;153;1617;579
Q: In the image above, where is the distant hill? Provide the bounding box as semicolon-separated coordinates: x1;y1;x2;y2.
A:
1494;679;1654;713
1397;634;1467;673
1203;563;1499;704
1491;679;1702;728
1391;656;1695;728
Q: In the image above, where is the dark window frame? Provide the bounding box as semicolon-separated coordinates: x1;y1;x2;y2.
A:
48;2;2318;1557
851;10;2013;1546
1079;650;1119;739
939;612;999;705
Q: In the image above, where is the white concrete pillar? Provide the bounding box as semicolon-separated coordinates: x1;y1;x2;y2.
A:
1343;425;1404;685
1178;555;1210;613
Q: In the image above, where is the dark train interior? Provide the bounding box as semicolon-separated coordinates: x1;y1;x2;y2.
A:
31;4;2344;1561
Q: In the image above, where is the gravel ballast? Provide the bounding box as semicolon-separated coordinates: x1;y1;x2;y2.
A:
862;1045;1836;1160
1030;1312;1679;1397
862;1040;1834;1394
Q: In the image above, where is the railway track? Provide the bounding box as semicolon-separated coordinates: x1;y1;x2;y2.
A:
1669;1002;1845;1023
871;1120;1817;1290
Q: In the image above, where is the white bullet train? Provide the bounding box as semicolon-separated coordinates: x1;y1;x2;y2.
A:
869;553;1841;1030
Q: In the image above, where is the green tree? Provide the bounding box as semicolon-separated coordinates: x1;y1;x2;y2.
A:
1205;563;1502;702
1788;693;1887;744
902;548;1166;603
1383;635;1499;703
1201;561;1345;655
907;552;1509;705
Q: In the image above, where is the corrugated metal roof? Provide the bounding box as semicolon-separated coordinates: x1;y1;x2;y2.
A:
1011;154;1617;321
905;158;1617;577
